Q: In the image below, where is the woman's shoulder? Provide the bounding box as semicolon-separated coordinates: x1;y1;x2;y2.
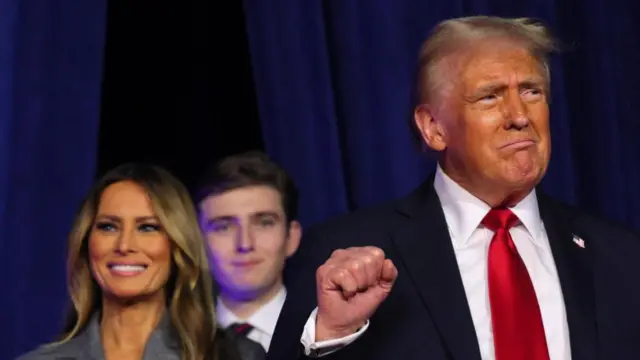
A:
15;336;85;360
15;346;54;360
15;342;70;360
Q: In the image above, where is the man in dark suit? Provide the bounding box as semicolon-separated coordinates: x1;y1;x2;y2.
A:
267;16;640;360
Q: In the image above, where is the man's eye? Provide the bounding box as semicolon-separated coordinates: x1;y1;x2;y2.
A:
522;89;543;100
478;94;498;104
211;223;231;232
259;219;276;227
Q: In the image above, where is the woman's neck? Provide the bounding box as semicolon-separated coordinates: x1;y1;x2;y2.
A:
100;294;166;353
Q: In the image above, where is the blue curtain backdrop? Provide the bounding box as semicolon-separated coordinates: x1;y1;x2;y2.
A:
244;0;640;229
0;1;107;358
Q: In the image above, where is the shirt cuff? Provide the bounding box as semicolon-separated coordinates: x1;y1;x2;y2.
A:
299;307;369;357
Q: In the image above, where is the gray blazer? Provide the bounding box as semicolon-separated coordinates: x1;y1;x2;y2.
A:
15;312;180;360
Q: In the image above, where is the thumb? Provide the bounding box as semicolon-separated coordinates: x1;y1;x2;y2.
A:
379;259;398;290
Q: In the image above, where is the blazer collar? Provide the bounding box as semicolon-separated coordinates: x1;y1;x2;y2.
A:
78;311;180;360
392;177;482;360
537;194;597;360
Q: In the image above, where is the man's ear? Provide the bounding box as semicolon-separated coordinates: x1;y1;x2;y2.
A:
414;104;447;151
285;220;301;257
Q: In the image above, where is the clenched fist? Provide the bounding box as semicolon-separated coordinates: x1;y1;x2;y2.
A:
315;246;398;341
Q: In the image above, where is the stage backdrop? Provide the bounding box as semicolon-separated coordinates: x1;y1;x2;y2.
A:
244;0;640;229
0;1;106;358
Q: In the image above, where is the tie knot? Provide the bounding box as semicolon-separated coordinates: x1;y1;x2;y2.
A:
482;208;519;231
228;322;254;337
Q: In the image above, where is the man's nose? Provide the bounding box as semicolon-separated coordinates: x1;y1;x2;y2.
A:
504;92;530;129
235;227;255;253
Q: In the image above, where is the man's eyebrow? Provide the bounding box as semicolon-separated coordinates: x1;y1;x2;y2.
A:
204;215;235;226
473;78;546;94
518;78;546;88
252;211;280;218
475;82;508;94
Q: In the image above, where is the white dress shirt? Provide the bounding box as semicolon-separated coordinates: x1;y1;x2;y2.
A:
217;286;358;356
301;165;572;360
217;287;287;352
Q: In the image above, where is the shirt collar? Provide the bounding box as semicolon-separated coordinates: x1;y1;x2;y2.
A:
216;287;287;336
433;164;543;248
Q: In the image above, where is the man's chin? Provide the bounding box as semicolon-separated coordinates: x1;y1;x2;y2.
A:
503;160;546;186
221;286;269;302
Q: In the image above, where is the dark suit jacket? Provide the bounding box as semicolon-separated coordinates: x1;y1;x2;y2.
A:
267;179;640;360
15;312;260;360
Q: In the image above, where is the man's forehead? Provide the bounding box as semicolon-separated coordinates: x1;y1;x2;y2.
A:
430;44;543;98
199;185;284;217
461;46;543;78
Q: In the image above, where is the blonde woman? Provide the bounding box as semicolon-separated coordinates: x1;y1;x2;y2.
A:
17;164;260;360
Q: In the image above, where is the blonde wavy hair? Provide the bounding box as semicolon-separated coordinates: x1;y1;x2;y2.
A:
56;163;217;360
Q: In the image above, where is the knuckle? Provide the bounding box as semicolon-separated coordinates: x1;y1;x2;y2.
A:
334;268;350;282
316;264;328;278
331;249;346;258
347;259;361;272
317;262;335;276
362;255;375;265
367;246;385;259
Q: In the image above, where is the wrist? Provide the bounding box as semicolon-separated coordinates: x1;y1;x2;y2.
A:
315;315;364;342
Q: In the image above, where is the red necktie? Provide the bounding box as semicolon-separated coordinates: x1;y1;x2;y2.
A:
229;322;254;337
483;208;550;360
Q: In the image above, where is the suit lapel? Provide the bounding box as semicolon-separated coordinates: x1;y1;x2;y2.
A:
84;313;105;360
143;313;181;360
538;194;597;360
391;181;481;360
67;311;180;360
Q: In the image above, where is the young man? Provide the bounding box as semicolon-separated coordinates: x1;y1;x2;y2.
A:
195;151;301;353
